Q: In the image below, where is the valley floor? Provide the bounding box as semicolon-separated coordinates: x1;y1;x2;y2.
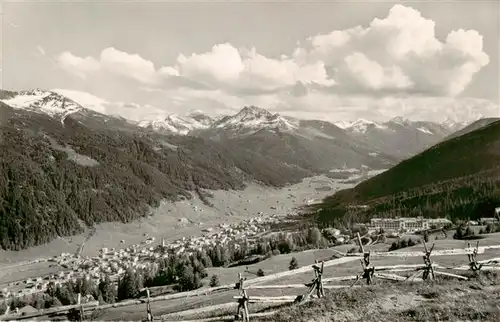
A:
0;176;353;288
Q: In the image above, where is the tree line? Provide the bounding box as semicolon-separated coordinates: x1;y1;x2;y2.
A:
315;176;500;229
0;106;310;250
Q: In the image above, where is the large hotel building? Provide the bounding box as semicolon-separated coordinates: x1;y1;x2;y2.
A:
370;217;452;232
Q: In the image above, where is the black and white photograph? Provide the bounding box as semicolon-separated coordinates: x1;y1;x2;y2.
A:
0;0;499;321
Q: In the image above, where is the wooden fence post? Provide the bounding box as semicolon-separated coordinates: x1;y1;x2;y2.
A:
295;260;325;303
406;241;436;282
77;293;84;322
316;261;325;298
235;273;250;322
467;241;483;272
422;241;436;280
146;287;154;322
351;233;375;286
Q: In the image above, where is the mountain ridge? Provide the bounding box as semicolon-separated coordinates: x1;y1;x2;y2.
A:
1;88;497;250
313;119;500;228
0;91;311;250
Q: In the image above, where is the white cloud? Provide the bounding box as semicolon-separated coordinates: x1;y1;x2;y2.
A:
52;88;170;121
99;47;167;85
57;52;100;79
52;88;109;114
343;52;413;90
54;4;494;122
175;44;334;92
36;45;46;57
56;47;176;85
296;4;489;96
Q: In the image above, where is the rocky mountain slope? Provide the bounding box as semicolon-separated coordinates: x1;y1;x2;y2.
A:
335;117;468;159
0;88;491;249
0;90;310;250
313;119;500;227
137;111;216;135
445;117;500;140
198;106;397;173
137;106;468;162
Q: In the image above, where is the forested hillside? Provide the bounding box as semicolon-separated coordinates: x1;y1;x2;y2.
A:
0;103;309;250
313;120;500;227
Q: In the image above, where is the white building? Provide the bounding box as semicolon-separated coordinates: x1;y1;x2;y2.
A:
480;217;499;225
371;217;452;232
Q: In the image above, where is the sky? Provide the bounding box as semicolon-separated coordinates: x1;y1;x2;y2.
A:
1;0;499;123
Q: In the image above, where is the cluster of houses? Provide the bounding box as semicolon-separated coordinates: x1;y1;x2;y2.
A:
1;213;287;300
6;211;497;301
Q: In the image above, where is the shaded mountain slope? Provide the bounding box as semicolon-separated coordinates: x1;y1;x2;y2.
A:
445;117;500;140
0;101;308;250
203;107;398;173
340;118;462;159
313;119;500;226
224;129;396;173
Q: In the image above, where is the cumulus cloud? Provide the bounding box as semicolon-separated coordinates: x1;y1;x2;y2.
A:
175;44;334;93
55;4;494;122
56;47;180;84
57;44;333;94
57;52;100;79
295;4;489;96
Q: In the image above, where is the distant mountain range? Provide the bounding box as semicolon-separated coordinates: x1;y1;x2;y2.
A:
0;89;487;171
137;103;470;160
445;117;500;140
314;118;500;227
0;89;308;250
0;88;496;250
334;117;468;158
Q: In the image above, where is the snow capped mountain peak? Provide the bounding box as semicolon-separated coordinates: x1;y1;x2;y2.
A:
333;120;355;129
234;106;273;120
440;117;469;131
336;119;388;134
389;116;411;125
138;112;214;135
351;119;388;133
187;110;214;125
1;89;83;121
213;106;298;134
19;88;47;96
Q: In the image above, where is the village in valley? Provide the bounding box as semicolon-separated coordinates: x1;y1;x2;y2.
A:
4;208;493;304
1;213;297;300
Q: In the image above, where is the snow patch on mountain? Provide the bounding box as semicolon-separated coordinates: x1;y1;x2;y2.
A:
440;117;470;132
138;113;214;135
213;106;298;135
336;119;389;134
1;89;83;123
51;88;109;114
416;127;433;135
389;116;412;126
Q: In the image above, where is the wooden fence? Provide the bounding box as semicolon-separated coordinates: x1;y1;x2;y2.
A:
2;236;500;322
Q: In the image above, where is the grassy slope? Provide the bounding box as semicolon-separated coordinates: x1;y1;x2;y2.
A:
257;276;500;322
315;120;500;226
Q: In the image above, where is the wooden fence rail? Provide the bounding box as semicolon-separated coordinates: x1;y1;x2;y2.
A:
2;242;500;321
1;299;99;321
152;241;500;322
